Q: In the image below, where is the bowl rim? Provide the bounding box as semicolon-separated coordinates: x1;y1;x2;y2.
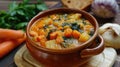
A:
26;8;99;54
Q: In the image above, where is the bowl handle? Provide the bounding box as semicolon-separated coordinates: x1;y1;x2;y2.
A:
80;35;104;58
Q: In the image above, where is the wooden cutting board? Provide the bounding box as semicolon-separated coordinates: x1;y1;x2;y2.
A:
14;45;117;67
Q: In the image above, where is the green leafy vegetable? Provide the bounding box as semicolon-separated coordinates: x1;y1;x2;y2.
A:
0;0;48;30
71;22;80;30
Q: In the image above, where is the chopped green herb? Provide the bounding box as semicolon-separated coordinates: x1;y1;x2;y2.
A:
71;22;80;30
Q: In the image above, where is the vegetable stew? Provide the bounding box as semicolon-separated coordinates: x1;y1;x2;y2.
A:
29;13;94;49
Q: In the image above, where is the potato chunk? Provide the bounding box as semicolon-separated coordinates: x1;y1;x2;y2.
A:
45;40;62;49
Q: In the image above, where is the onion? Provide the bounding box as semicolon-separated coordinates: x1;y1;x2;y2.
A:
91;0;119;18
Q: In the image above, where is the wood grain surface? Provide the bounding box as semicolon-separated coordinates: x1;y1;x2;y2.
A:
14;45;117;67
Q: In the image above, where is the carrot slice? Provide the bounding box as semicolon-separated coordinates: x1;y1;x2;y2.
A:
50;32;58;40
37;35;46;42
72;30;81;39
38;29;46;36
64;28;72;38
36;35;46;46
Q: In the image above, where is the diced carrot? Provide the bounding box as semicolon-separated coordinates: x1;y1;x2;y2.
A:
48;19;53;25
38;29;46;36
56;36;64;44
64;28;72;37
36;35;46;46
40;40;46;47
72;30;81;39
37;35;46;42
50;31;58;40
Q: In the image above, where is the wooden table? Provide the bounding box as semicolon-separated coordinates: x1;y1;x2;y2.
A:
0;0;120;67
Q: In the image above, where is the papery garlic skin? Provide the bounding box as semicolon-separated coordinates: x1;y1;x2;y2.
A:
92;0;119;18
99;23;120;49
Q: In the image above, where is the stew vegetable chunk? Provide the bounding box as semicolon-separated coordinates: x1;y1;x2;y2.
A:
30;13;94;49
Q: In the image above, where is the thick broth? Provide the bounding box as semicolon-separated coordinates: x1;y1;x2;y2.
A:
29;13;94;49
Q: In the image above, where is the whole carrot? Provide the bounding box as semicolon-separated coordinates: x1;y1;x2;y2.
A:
0;28;24;40
14;34;26;46
0;34;26;58
0;40;16;58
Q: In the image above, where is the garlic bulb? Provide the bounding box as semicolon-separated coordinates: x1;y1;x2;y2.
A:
99;23;120;49
92;0;119;18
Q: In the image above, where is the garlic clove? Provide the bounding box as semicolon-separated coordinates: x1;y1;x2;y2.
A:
99;23;120;49
111;24;120;36
99;23;120;36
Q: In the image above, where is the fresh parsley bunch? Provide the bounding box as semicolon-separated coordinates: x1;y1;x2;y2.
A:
0;0;48;30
